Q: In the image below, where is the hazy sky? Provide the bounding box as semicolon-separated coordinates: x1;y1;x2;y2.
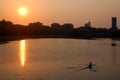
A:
0;0;120;28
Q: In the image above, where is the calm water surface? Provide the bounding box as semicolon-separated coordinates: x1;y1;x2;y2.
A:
0;38;120;80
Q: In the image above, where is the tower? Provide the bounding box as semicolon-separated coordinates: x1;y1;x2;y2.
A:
112;17;117;29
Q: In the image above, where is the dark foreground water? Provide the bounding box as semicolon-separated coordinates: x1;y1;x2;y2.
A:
0;38;120;80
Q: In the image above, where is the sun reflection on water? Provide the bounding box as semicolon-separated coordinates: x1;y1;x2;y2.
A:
20;40;26;67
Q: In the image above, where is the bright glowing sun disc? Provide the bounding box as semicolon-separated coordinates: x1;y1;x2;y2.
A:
19;7;27;16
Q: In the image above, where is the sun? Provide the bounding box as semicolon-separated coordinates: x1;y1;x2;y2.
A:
19;7;28;16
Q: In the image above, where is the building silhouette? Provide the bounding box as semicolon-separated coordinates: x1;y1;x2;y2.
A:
51;23;61;29
84;21;91;28
112;17;117;29
28;22;43;27
62;23;73;29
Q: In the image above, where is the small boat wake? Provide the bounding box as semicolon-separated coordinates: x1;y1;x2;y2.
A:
67;62;100;74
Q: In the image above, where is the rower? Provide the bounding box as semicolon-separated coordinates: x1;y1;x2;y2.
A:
88;62;92;70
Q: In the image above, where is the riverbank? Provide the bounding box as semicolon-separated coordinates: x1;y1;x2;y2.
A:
0;35;120;44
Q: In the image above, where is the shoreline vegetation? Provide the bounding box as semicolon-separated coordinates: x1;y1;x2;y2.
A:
0;19;120;43
0;34;120;43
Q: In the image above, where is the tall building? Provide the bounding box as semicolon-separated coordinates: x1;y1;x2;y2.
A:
112;17;117;29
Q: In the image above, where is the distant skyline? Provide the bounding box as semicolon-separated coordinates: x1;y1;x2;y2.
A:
0;0;120;28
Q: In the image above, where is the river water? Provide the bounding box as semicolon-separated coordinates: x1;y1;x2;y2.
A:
0;38;120;80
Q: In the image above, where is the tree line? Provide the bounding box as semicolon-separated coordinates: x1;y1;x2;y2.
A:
0;19;120;39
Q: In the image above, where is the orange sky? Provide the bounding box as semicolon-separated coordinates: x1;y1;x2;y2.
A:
0;0;120;28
